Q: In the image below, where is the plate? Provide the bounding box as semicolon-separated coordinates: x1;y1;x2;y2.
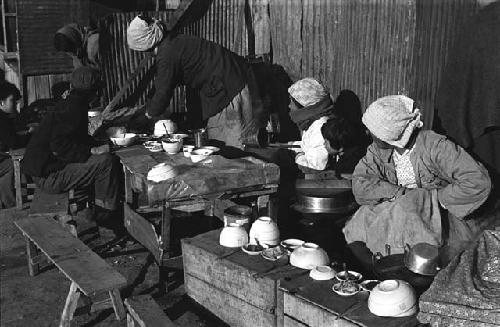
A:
241;244;264;256
360;280;380;291
332;281;360;296
200;146;220;153
261;246;286;261
335;270;363;282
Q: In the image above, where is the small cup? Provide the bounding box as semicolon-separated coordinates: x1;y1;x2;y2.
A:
183;145;195;157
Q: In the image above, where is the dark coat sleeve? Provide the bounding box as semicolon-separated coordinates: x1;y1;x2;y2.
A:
49;110;91;163
0;118;29;151
145;46;180;118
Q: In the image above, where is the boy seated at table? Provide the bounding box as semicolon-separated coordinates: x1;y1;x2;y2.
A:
0;82;34;208
344;95;493;269
21;67;123;233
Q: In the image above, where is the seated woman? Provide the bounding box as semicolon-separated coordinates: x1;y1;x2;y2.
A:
0;82;34;208
288;78;334;171
344;95;492;268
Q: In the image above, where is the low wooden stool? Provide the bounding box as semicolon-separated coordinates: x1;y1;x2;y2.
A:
9;148;36;209
125;295;177;327
15;216;127;327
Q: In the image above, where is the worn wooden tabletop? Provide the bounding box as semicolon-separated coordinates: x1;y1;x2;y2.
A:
115;145;280;203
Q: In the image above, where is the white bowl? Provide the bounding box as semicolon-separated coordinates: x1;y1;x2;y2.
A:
110;133;137;146
219;224;249;248
190;148;214;163
183;145;195;157
147;163;177;182
290;243;329;270
368;280;417;317
310;265;336;280
249;216;280;247
162;139;183;154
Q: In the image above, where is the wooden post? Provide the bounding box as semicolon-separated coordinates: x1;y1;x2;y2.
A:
109;289;126;321
25;238;39;276
59;282;81;327
159;200;172;294
127;313;135;327
13;158;22;209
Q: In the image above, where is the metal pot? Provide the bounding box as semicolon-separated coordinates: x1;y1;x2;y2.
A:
404;243;440;276
291;189;357;214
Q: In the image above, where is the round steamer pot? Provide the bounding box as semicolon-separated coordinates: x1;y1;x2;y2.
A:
292;189;357;214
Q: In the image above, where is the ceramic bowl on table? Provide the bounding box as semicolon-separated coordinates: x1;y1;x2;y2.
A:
161;138;183;154
110;133;137;147
219;223;249;248
241;243;264;255
154;119;177;136
368;279;417;317
190;148;214;163
182;145;195;157
106;126;127;138
289;242;329;270
309;265;336;280
249;216;280;247
147;163;177;183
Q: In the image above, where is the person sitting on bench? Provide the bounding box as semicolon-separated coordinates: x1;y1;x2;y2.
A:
21;67;122;232
0;82;34;208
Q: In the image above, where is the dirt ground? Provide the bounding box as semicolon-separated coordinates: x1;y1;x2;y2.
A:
0;207;228;327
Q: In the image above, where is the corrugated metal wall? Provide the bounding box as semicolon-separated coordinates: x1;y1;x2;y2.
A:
269;0;478;128
100;0;248;111
17;0;90;75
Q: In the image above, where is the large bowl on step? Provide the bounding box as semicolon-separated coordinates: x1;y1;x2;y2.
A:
368;280;417;317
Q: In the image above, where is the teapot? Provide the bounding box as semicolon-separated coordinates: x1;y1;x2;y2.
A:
404;243;440;276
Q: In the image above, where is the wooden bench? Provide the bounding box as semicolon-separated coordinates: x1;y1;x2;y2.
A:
9;148;36;209
125;295;177;327
14;216;127;327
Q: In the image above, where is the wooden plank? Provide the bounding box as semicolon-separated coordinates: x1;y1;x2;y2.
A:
13;158;22;209
185;274;276;327
14;217;127;296
124;295;176;327
109;289;126;321
295;179;352;190
124;202;161;262
284;316;309;327
181;229;307;312
29;190;68;217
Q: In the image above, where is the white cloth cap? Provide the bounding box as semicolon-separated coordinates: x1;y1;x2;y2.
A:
127;16;165;51
288;78;329;107
362;95;423;148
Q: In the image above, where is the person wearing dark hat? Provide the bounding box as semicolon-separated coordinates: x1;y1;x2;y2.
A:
22;67;121;229
54;23;100;70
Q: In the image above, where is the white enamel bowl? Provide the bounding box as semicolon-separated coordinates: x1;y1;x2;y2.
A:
289;242;329;270
310;265;336;280
162;138;183;154
219;223;249;248
368;280;417;317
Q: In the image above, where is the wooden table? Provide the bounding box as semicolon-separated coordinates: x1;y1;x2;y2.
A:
182;229;307;327
115;145;279;270
279;274;421;327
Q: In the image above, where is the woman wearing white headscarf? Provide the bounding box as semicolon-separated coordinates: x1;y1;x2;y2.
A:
344;95;492;268
126;15;265;148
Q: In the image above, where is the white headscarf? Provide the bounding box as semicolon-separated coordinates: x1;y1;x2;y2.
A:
288;78;329;107
362;95;423;148
127;16;165;52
